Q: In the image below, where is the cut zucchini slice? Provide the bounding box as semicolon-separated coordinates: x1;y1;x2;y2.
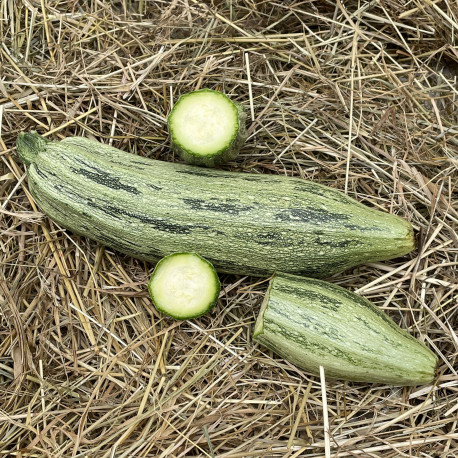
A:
168;89;247;167
148;252;221;320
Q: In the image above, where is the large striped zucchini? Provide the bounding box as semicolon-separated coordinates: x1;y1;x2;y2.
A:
17;132;414;277
253;274;437;385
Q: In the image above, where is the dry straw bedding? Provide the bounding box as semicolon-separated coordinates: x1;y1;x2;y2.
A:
0;1;457;457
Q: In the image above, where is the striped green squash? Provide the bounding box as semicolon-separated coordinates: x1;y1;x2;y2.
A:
17;132;414;277
253;273;437;385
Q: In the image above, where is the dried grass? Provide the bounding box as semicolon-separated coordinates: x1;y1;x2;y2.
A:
1;1;457;456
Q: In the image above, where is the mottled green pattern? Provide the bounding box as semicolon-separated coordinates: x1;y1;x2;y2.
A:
18;132;414;277
253;273;437;385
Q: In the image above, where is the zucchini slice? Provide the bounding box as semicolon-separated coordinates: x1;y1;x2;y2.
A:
168;89;247;167
148;253;220;320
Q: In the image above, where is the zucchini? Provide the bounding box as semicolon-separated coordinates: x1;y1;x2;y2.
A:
17;132;414;278
168;89;247;167
148;252;220;320
253;274;437;385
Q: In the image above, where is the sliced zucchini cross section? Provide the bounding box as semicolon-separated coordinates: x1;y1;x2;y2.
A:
148;252;221;320
168;89;247;167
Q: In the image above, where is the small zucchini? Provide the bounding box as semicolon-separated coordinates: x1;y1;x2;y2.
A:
148;253;220;320
253;273;437;386
168;89;247;167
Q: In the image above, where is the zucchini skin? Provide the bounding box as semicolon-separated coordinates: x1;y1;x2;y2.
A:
17;132;414;278
168;89;247;167
253;274;437;385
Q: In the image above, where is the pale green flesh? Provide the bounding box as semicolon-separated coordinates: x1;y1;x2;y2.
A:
169;90;239;157
17;133;415;278
254;274;437;386
148;253;220;320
